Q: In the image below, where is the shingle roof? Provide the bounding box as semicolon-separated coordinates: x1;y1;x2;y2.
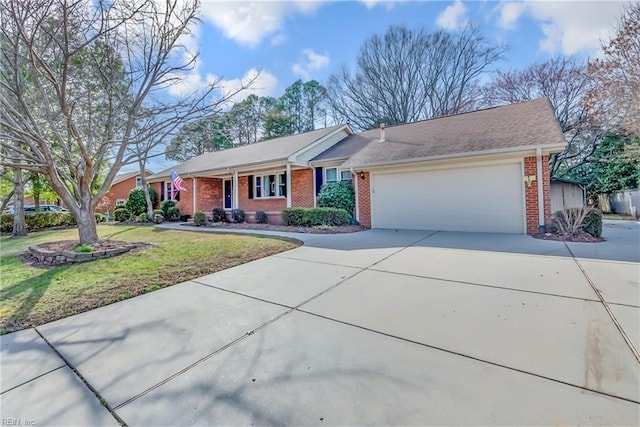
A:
112;170;154;185
149;125;346;181
311;133;373;162
342;98;566;168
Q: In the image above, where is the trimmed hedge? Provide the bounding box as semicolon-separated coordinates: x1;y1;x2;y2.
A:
317;181;355;215
583;208;603;237
114;208;131;222
153;213;164;224
281;207;351;227
193;211;206;226
0;212;77;233
166;206;181;221
231;208;246;223
211;207;226;222
255;210;268;224
160;200;176;217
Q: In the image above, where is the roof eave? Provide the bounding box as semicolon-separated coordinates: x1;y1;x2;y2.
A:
287;124;353;163
345;142;567;170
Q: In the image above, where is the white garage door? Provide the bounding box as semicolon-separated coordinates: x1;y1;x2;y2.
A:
371;162;524;233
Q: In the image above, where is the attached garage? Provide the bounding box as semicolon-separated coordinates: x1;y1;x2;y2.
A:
370;162;525;233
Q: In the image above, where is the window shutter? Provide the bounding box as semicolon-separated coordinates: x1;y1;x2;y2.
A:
175;191;180;201
160;182;165;201
315;167;323;195
248;175;254;199
282;174;287;197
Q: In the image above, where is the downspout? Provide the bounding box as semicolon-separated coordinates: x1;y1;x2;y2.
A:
536;147;545;233
286;163;292;208
351;167;359;223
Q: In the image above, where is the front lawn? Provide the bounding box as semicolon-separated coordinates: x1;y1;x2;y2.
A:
0;225;299;334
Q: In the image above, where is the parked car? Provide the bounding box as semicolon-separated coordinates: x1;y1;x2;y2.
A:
2;206;15;215
24;205;68;213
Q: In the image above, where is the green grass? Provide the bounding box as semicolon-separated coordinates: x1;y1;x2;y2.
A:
0;225;299;334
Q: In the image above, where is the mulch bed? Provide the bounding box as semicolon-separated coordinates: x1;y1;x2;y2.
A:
185;222;366;234
532;232;604;243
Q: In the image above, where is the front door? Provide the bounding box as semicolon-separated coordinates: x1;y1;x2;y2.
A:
224;179;232;209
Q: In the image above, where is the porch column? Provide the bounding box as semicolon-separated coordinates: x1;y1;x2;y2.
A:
536;147;545;232
232;171;239;210
286;163;292;208
192;177;197;214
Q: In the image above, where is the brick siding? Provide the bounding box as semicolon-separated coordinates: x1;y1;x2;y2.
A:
238;175;287;212
357;171;371;228
102;176;139;215
291;168;315;208
524;155;552;234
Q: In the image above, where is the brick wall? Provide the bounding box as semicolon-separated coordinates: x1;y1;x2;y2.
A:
357;171;371;228
103;176;138;215
524;155;552;234
291;169;315;208
175;178;194;216
238;175;287;212
195;178;223;214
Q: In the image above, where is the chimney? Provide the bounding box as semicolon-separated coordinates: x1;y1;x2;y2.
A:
379;123;385;142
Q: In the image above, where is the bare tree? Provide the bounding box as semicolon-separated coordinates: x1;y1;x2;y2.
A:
327;25;504;130
480;57;598;177
586;2;640;135
0;0;253;244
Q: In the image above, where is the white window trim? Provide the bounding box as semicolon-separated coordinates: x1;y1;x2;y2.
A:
136;176;143;188
165;181;175;200
325;167;352;183
254;173;286;199
115;199;126;207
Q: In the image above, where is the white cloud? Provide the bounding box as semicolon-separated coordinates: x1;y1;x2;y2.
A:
496;1;526;30
492;1;625;56
292;48;330;80
358;0;399;9
200;1;322;47
525;1;624;55
436;0;469;30
218;68;279;104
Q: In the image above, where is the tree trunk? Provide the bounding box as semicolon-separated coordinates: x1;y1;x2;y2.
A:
76;206;99;245
12;167;27;236
1;189;14;213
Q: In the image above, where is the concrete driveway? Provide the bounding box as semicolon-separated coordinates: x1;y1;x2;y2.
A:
2;221;639;426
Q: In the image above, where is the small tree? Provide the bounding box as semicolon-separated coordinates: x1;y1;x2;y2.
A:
125;187;158;216
317;181;355;216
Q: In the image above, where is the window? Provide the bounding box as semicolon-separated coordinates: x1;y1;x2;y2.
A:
136;176;143;188
325;167;338;183
254;173;286;198
325;167;351;183
165;181;174;200
115;199;126;207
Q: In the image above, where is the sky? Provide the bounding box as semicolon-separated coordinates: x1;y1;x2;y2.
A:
143;0;628;173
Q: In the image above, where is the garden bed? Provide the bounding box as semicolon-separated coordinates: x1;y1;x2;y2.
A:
26;240;147;266
186;222;365;234
532;232;604;243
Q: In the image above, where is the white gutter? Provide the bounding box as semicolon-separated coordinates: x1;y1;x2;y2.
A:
344;143;567;170
351;167;359;223
536;147;545;232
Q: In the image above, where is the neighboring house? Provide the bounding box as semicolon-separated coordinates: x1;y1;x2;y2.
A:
148;98;566;234
550;178;586;213
101;170;154;215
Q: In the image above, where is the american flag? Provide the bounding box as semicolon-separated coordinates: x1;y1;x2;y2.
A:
171;170;188;191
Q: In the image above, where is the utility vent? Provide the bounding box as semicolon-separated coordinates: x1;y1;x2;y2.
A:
380;123;385;142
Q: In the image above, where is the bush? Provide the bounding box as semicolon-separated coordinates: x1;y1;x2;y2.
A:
161;199;176;217
114;208;131;222
1;214;12;232
212;207;227;222
153;213;164;224
193;211;206;226
95;213;106;223
551;207;601;236
231;208;246;223
126;187;158;216
152;209;164;218
583;208;603;237
166;206;180;221
255;210;268;224
317;181;355;215
137;213;149;222
281;207;351;227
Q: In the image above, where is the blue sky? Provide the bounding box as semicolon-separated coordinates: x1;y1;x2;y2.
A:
145;0;627;172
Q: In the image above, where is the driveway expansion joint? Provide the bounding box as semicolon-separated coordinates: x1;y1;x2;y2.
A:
33;328;128;426
563;242;640;364
0;364;65;395
294;309;640;405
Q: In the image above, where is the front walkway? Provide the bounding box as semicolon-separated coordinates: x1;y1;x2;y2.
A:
2;222;639;425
